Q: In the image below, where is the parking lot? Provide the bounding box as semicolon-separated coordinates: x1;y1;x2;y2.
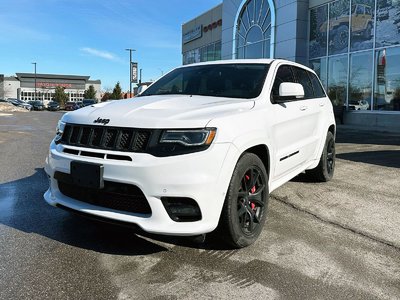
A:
0;111;399;299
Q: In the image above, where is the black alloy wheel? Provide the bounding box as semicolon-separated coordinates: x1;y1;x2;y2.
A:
306;131;335;182
217;153;269;248
326;137;335;176
237;167;266;235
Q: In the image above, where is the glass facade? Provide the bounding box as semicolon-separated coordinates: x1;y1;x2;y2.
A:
235;0;272;59
309;0;400;111
183;41;221;65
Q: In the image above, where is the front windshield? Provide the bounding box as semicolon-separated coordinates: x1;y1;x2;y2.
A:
140;63;270;99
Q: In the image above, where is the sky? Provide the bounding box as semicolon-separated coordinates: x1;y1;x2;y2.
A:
0;0;221;91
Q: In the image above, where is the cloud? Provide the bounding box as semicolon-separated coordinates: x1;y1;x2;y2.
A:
80;47;120;61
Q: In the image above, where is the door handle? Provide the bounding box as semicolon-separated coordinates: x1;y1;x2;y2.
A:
300;106;308;111
320;102;325;107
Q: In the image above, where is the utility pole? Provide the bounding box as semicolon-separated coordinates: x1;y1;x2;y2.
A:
125;48;136;97
139;68;142;85
32;62;37;101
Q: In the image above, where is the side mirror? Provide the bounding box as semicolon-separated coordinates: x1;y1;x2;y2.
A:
278;82;304;99
137;85;148;95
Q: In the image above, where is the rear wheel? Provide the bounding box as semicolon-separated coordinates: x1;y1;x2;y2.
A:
333;25;349;50
218;153;269;248
306;131;335;182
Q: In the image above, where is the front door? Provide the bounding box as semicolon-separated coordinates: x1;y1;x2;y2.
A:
270;64;320;179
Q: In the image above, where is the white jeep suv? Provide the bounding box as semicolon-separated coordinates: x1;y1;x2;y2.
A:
44;59;336;248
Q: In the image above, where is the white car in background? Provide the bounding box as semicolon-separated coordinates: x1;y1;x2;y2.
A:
44;59;336;248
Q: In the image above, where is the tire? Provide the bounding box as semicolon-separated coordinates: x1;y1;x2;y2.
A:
306;131;335;182
217;153;269;248
333;25;349;50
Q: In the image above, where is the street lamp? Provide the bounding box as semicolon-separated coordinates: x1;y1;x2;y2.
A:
32;62;37;102
125;48;136;97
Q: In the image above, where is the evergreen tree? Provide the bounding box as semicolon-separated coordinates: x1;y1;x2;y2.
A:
110;82;122;100
54;86;69;106
84;85;96;99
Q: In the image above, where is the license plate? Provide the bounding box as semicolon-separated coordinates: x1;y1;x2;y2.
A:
70;161;104;189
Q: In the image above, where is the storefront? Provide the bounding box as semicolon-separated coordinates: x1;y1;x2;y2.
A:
0;73;101;104
183;0;400;130
182;4;223;65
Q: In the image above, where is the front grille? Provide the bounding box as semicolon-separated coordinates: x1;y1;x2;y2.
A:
57;175;152;215
60;124;151;152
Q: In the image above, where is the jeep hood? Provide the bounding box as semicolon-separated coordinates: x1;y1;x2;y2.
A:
62;95;255;128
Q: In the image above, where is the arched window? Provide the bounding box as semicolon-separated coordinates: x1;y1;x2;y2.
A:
235;0;275;59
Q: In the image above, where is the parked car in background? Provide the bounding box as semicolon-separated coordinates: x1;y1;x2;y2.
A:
47;101;60;111
28;100;45;111
64;101;80;111
76;101;83;108
348;99;370;110
82;99;97;107
9;98;32;111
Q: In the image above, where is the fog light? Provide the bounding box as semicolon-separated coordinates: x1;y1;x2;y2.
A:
161;197;202;222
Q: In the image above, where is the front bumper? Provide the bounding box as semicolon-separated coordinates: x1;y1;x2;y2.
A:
44;140;238;235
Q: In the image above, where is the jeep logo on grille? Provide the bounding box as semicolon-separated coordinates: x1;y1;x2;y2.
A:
93;117;110;125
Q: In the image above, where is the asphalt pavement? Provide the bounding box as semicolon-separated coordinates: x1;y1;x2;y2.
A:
0;111;399;299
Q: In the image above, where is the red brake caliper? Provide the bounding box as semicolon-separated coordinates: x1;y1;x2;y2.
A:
245;175;257;210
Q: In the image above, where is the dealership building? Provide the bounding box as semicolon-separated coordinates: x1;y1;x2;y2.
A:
182;0;400;130
0;73;101;104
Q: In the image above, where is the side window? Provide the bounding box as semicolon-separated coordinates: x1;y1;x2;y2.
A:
271;65;295;100
308;71;327;98
293;67;314;99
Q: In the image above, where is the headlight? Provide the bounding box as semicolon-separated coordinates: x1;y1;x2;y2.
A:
160;129;216;146
54;120;66;142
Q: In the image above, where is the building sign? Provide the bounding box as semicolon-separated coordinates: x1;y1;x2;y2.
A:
131;62;138;83
36;82;73;88
203;19;222;33
183;25;202;44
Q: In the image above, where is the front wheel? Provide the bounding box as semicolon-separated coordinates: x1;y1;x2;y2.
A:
306;131;335;182
217;153;269;248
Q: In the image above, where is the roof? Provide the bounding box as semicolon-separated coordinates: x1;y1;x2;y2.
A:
3;76;19;81
178;59;316;74
16;73;90;80
181;59;275;67
87;80;101;84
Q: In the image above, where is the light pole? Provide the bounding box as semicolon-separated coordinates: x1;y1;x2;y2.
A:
32;62;37;101
125;48;136;96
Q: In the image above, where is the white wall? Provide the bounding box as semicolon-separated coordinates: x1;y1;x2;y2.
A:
3;79;20;99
